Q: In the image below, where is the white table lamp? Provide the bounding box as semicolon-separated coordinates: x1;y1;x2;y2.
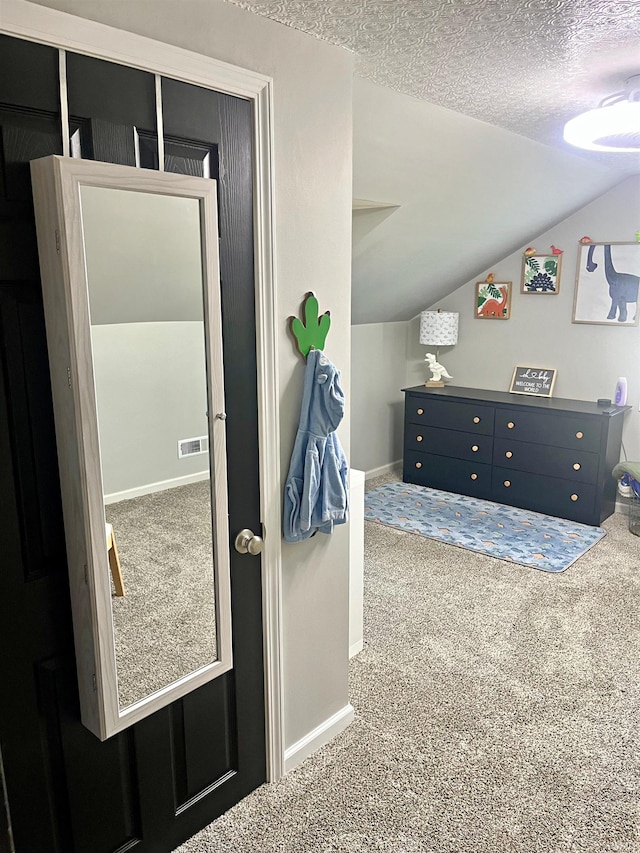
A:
419;310;458;387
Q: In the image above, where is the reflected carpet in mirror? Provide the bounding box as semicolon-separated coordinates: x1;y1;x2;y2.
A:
106;479;217;708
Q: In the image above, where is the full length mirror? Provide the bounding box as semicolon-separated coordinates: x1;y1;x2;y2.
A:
82;185;218;709
31;156;233;739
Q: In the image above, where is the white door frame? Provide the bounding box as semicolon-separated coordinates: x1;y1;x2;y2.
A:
1;0;284;781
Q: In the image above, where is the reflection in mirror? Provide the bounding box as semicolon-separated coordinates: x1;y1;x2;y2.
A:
31;155;232;740
80;186;218;709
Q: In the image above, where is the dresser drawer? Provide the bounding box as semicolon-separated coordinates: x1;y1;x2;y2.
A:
492;467;597;525
405;395;494;435
493;437;599;483
404;450;492;499
402;385;627;525
495;408;601;453
406;423;493;464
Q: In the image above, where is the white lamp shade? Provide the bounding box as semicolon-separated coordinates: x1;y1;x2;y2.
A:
419;311;458;346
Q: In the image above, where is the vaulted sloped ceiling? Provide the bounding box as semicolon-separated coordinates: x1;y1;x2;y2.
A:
350;76;636;324
226;1;640;323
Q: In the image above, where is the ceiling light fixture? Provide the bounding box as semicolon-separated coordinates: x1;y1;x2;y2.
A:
563;74;640;153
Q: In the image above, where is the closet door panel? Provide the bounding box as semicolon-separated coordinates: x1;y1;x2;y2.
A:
36;658;143;853
67;53;157;166
2;36;265;852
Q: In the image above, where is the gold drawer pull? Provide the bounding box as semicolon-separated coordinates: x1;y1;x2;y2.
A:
507;421;515;429
415;462;422;469
576;431;583;439
504;480;511;487
571;493;579;502
417;408;424;415
573;463;581;471
471;445;479;452
416;435;423;442
473;416;481;424
505;451;513;459
470;473;478;480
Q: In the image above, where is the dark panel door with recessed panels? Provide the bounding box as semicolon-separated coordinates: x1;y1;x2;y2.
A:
0;35;265;853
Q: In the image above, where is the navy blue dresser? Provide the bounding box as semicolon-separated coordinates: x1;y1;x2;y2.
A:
402;385;629;525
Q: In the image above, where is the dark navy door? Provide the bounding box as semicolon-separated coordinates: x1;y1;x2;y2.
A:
0;35;266;853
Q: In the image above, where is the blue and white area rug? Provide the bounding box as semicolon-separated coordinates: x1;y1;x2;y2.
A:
364;482;606;573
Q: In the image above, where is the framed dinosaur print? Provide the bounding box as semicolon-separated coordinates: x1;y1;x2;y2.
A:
573;242;640;326
475;280;511;319
521;253;561;294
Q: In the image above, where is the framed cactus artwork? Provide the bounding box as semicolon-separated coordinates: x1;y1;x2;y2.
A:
475;280;512;319
521;253;561;294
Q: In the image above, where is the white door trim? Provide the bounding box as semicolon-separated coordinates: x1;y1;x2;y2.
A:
1;0;284;781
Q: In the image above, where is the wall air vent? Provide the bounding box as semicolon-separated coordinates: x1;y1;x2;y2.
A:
178;435;209;459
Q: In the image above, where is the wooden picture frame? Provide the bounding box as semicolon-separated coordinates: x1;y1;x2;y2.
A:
475;280;511;319
509;365;557;397
521;253;561;294
572;242;640;326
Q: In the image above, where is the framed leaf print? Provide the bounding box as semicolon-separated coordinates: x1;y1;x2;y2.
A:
475;281;511;319
521;254;561;294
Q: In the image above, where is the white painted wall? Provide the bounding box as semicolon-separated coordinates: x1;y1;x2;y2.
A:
348;469;364;659
352;76;625;325
81;185;204;324
350;321;406;474
92;322;208;498
351;177;640;476
26;0;354;757
407;176;640;461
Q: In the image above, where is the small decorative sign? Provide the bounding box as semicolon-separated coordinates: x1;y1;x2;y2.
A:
509;365;557;397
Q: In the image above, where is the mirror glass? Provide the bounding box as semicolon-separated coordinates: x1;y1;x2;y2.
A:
80;185;217;710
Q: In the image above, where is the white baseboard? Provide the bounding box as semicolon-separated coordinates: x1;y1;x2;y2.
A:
364;460;402;481
615;497;632;516
349;639;363;658
284;703;354;774
104;470;209;504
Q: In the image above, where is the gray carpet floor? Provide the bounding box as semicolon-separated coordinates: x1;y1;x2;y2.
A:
177;477;640;852
107;480;217;708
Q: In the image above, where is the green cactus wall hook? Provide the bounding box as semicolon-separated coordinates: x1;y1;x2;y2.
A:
289;291;331;359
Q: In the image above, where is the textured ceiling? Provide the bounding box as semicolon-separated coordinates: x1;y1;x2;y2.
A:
225;0;640;169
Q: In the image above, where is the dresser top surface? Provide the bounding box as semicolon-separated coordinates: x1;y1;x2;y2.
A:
402;385;630;418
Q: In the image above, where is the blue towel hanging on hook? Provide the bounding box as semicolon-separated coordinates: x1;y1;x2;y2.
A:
283;349;349;542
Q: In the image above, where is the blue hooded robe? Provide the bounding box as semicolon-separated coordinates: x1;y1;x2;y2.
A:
283;349;349;542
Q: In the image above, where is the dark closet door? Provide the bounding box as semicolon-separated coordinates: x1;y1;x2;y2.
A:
0;39;265;853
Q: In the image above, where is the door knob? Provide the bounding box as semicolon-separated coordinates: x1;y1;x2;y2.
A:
234;528;264;555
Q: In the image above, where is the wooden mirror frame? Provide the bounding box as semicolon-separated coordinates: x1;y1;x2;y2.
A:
30;155;233;740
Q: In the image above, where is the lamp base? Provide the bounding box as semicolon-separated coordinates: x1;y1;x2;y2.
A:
424;379;445;388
